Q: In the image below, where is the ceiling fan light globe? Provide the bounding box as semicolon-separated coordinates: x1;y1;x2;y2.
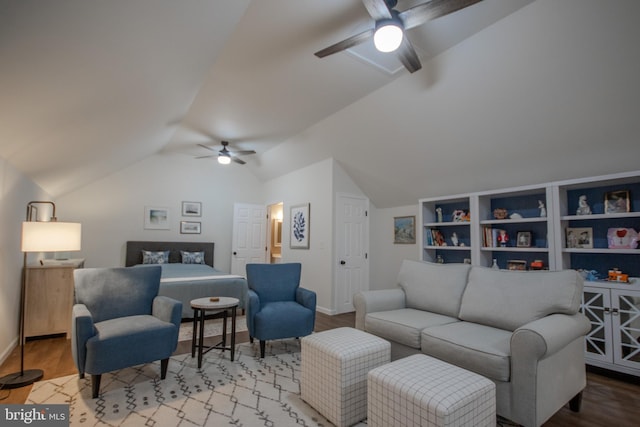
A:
374;21;403;53
218;155;231;165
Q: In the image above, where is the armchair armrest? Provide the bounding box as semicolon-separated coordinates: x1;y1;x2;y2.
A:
152;296;182;328
353;288;407;330
246;289;261;337
71;303;96;377
296;287;316;311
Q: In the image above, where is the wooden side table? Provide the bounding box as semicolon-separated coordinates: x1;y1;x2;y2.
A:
190;297;239;368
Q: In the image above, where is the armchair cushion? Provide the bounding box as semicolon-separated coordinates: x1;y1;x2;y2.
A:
253;301;315;341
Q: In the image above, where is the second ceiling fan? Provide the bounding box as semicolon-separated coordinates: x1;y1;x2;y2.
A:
197;141;256;165
315;0;483;73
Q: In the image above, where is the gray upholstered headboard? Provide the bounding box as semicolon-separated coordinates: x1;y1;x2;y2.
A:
125;241;214;267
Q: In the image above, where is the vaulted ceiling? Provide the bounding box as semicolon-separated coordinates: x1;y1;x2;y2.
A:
2;0;639;208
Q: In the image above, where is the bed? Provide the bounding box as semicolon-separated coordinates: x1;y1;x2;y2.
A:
125;241;247;318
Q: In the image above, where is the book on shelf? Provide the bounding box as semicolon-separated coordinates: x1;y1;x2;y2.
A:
482;226;505;248
426;228;446;246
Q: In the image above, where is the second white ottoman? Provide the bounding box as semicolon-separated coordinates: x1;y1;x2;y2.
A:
368;354;496;427
301;327;390;427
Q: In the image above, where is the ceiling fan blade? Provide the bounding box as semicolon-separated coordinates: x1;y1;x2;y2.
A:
400;0;483;30
231;157;246;165
396;37;422;73
195;155;215;159
314;28;375;58
228;150;256;156
362;0;392;20
197;143;217;153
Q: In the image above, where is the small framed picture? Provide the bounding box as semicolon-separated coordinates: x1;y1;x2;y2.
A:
566;227;593;249
290;203;310;249
144;206;170;230
182;201;202;217
604;190;630;214
516;231;532;247
180;221;201;234
394;216;416;244
507;260;527;271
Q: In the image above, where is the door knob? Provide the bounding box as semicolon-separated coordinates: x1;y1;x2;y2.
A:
340;260;346;265
233;251;237;256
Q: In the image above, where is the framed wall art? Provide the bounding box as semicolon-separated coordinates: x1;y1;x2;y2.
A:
394;216;416;244
144;206;170;230
604;190;630;214
516;231;532;247
290;203;310;249
566;227;593;249
182;201;202;217
180;221;201;234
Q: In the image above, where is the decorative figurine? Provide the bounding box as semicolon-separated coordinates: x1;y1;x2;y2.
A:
452;209;470;222
497;229;509;247
451;232;459;247
436;207;443;223
576;195;592;215
493;208;508;220
538;200;546;217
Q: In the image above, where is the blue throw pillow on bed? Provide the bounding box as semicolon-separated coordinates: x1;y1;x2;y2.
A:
142;250;170;264
181;250;205;264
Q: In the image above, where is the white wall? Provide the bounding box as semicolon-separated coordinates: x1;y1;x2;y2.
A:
57;153;264;271
0;157;50;363
262;158;334;312
369;204;419;290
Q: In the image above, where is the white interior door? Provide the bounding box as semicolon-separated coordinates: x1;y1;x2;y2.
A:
335;194;369;314
231;203;267;276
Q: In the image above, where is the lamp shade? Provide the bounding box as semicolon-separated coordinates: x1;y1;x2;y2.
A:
218;155;231;165
21;221;82;252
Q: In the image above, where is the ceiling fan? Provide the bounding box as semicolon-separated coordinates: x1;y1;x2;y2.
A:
315;0;483;73
196;141;256;165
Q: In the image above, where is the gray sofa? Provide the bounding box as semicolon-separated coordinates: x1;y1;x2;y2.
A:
354;260;591;427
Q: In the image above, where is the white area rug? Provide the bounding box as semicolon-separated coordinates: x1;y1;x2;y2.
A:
27;340;336;426
178;316;247;342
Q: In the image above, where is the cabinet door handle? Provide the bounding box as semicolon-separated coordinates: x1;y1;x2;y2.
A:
604;307;611;315
612;308;619;316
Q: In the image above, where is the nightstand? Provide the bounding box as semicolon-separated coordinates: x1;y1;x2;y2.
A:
24;258;84;339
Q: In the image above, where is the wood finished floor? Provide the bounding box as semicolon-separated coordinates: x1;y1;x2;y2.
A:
1;312;639;427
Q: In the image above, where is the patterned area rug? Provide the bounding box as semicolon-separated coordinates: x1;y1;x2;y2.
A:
27;340;336;426
177;316;247;342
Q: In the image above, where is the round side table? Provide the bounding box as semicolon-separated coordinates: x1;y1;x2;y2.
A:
190;296;239;368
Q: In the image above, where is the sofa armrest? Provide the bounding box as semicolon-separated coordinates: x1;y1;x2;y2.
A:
510;313;591;425
511;313;591;359
353;288;406;330
71;304;96;377
246;289;260;337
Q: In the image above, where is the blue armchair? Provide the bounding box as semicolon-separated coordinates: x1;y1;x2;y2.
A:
245;263;316;358
72;266;182;398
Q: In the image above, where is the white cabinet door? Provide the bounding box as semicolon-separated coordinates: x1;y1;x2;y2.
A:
611;289;640;370
581;286;613;363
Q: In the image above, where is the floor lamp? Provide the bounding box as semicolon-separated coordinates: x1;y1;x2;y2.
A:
0;201;81;389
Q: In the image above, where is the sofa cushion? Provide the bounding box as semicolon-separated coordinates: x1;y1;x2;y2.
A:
421;321;512;382
459;267;583;332
365;308;460;349
397;260;471;317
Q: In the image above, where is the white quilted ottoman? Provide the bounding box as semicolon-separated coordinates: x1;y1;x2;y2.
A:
368;354;496;427
301;327;390;427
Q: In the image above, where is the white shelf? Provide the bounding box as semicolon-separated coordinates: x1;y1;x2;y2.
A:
561;212;640;221
480;217;548;225
424;221;471;227
563;248;639;254
481;247;549;253
424;245;471;251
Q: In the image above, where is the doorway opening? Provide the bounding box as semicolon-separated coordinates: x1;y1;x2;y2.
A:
268;202;283;263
